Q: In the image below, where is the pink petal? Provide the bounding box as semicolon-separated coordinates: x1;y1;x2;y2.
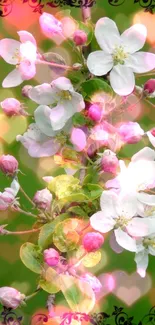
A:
17;31;37;46
70;128;86;152
0;39;20;65
19;60;36;80
2;69;23;88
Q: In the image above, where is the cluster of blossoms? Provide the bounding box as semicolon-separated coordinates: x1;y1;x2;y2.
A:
0;9;155;318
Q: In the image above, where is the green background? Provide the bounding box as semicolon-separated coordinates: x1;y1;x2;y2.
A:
0;0;155;323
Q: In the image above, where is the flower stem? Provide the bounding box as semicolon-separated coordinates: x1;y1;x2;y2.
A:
11;206;37;218
7;227;41;235
25;288;41;301
20;186;36;208
81;0;91;22
36;59;79;71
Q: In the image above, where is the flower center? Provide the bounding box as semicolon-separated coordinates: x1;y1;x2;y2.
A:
115;216;130;229
60;90;72;101
143;237;155;249
112;46;128;65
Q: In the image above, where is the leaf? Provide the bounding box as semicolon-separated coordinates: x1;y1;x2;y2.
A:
61;147;80;162
53;218;80;252
39;268;60;294
58;274;95;312
82;251;102;268
20;243;43;274
38;213;69;250
48;175;81;199
77;21;94;46
42;52;66;75
84;183;103;200
81;78;113;100
58;192;89;209
68;206;88;217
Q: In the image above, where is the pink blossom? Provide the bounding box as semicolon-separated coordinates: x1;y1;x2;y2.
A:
82;232;104;252
88;104;102;122
73;30;87;46
33;188;52;210
80;273;102;293
44;248;60;267
101;150;119;174
39;13;64;45
118;121;144;144
0;179;20;211
0;98;26;116
70;127;87;152
144;79;155;95
0;287;25;309
0;155;18;176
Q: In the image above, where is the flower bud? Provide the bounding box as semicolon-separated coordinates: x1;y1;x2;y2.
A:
144;79;155;96
33;188;52;210
73;30;87;46
0;155;18;176
81;273;102;293
0;98;23;116
44;248;60;267
101;150;119;174
22;85;33;98
88;104;102;122
82;232;104;252
0;287;25;309
39;13;63;37
118;121;144;144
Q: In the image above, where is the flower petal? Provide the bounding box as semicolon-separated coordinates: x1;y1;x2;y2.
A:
2;69;23;88
125;52;155;73
0;39;20;64
121;24;147;54
114;228;137;252
70;128;87;152
51;77;74;92
137;192;155;207
100;190;118;217
29;83;57;105
147;131;155;148
87;51;113;76
95;17;121;53
127;217;155;237
110;65;135;96
19;60;36;80
72;92;85;112
34;105;56;136
118;193;138;218
90;211;115;233
50;104;66;131
134;250;148;278
17;31;37;46
20;41;37;62
132;147;155;162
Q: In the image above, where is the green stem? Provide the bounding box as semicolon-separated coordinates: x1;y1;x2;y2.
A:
7;227;41;235
25;289;41;301
11;206;37;218
20;186;36;208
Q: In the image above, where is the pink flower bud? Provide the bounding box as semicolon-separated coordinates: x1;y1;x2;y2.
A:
88;104;102;122
118;121;144;144
39;13;63;37
82;232;104;252
81;273;102;293
22;85;33;98
44;248;60;267
144;79;155;95
1;98;22;116
0;287;25;309
33;188;52;210
0;155;18;176
101;150;119;174
73;30;87;46
151;128;155;137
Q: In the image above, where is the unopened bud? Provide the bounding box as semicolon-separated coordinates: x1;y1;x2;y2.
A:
33;188;52;210
101;150;119;174
88;104;102;122
73;30;87;46
0;155;18;176
0;287;25;309
22;85;33;98
144;79;155;97
44;248;60;267
82;232;104;252
118;121;144;144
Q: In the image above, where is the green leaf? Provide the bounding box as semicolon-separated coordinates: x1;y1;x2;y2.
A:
39;267;60;294
38;213;69;250
48;175;81;199
81;78;113;100
53;218;80;252
58;274;95;312
20;243;42;274
77;21;94;45
61;147;80;162
72;112;87;126
58;192;89;209
84;183;103;199
68;206;88;217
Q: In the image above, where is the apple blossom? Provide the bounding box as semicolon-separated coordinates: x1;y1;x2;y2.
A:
0;287;25;309
39;12;64;45
147;129;155;148
44;248;60;267
90;190;155;252
33;188;52;210
144;79;155;97
0;98;27;116
0;31;37;87
88;104;102;122
0;179;20;211
82;232;104;252
0;155;18;176
80;273;102;293
134;234;155;278
101;150;119;174
70;127;87;152
118;121;144;144
73;30;87;46
87;18;155;95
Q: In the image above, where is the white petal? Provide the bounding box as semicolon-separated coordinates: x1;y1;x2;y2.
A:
51;77;74;92
134;250;148;278
90;211;115;233
20;41;37;62
137;192;155;207
10;179;20;196
95;17;121;53
148;245;155;256
132;147;155;162
50;104;66;131
147;131;155;148
125;52;155;73
0;39;20;64
127;217;155;237
118;193;138;218
29;83;57;105
72;92;85;112
100;190;118;217
110;65;135;96
34;105;56;137
121;24;147;54
87;51;113;76
114;228;137;252
17;31;37;46
2;69;23;88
